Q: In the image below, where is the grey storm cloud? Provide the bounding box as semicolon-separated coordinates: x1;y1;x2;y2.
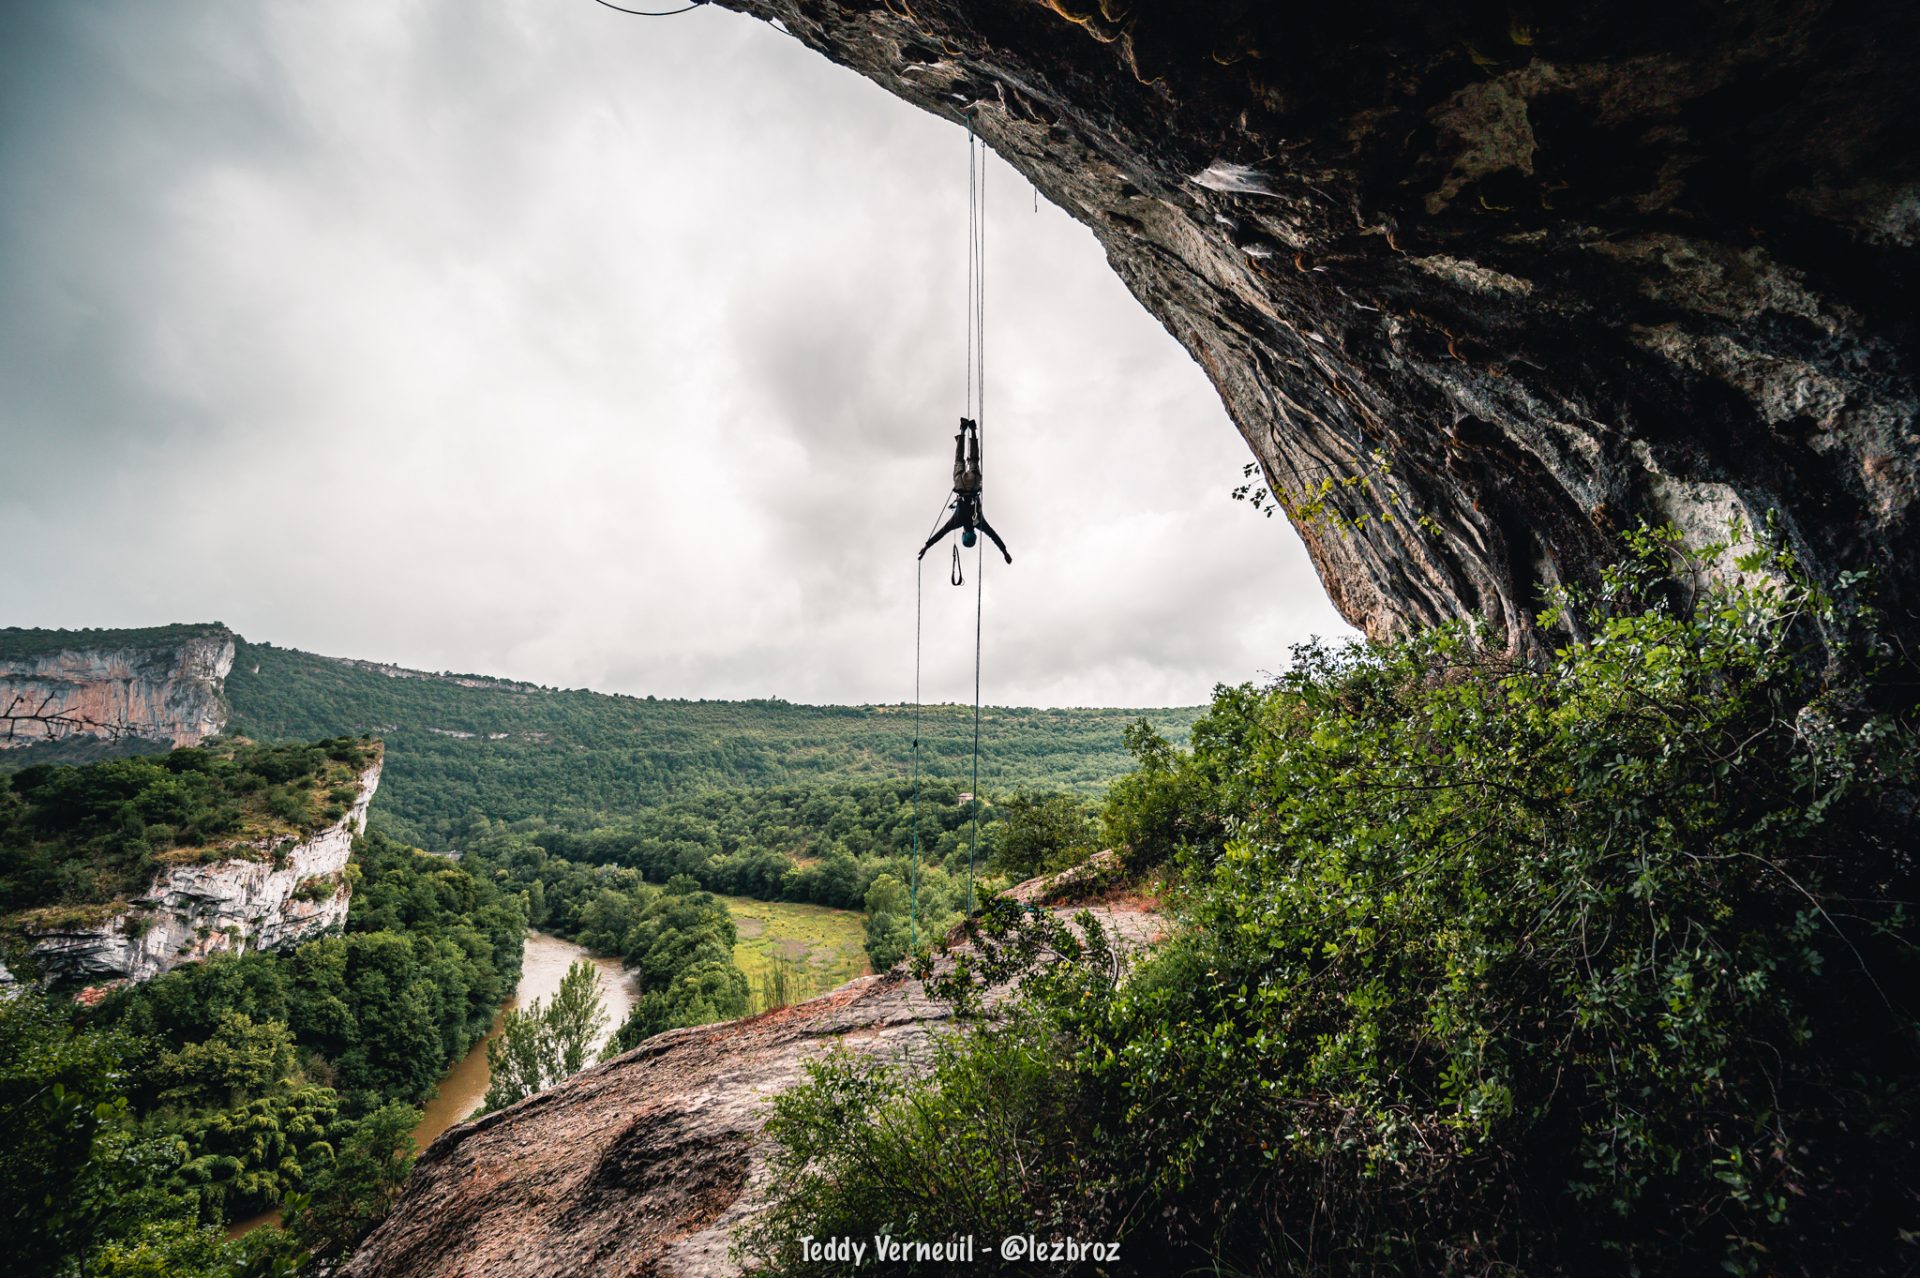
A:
0;0;1353;709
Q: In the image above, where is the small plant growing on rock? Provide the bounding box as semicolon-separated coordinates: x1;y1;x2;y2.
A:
289;875;340;904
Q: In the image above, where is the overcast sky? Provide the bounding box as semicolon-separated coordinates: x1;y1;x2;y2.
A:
0;0;1352;708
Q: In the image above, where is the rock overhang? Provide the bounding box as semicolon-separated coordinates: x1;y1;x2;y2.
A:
710;0;1919;659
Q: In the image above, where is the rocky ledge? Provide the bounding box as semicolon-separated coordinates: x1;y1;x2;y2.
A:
341;896;1161;1278
16;752;382;989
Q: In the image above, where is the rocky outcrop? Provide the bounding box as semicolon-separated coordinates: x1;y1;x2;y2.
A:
16;754;381;988
0;624;236;750
341;900;1161;1278
717;1;1919;656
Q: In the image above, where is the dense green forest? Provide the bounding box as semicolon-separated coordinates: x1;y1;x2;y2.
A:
0;623;228;662
219;636;1162;970
5;627;1181;956
454;831;754;1056
485;775;1004;902
451;789;1077;1022
223;638;1196;847
746;534;1920;1275
0;737;785;1276
2;828;526;1276
0;738;377;923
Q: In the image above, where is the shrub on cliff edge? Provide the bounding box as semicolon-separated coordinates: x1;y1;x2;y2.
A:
743;532;1920;1275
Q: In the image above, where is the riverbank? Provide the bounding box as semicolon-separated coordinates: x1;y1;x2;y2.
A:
411;931;639;1149
228;931;637;1238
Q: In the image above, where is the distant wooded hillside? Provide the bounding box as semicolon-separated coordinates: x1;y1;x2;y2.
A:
0;622;230;661
224;639;1197;847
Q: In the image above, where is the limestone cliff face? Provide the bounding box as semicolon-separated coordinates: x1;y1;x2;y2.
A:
18;754;381;988
0;626;236;750
719;0;1919;655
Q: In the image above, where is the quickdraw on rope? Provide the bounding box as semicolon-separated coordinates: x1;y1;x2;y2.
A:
951;544;963;586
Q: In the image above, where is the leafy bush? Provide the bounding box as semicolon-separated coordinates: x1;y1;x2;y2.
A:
86;1218;250;1278
162;1084;340;1220
289;874;342;904
482;959;610;1112
742;1024;1104;1272
746;534;1920;1275
988;791;1099;882
280;1101;420;1263
0;994;141;1274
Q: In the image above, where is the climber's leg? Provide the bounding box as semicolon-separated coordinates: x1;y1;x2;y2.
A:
975;512;1013;564
919;503;968;559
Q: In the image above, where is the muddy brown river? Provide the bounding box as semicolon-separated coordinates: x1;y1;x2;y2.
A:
230;931;638;1237
410;931;639;1146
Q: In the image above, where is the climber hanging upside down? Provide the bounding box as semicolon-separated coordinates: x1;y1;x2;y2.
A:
920;417;1012;564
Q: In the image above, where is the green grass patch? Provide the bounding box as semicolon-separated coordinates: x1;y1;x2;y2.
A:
721;896;869;1012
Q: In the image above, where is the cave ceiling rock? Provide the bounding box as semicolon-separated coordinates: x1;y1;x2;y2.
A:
716;0;1920;655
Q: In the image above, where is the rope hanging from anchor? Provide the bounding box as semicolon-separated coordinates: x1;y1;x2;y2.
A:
910;113;1004;949
587;0;709;17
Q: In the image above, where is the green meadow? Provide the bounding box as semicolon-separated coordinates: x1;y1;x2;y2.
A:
721;895;870;1012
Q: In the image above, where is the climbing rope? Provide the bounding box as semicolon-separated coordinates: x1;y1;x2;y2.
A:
910;557;923;950
967;538;983;914
908;112;994;947
907;531;987;932
970;114;987;435
963;113;986;916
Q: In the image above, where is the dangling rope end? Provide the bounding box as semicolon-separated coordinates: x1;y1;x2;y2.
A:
590;0;708;15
